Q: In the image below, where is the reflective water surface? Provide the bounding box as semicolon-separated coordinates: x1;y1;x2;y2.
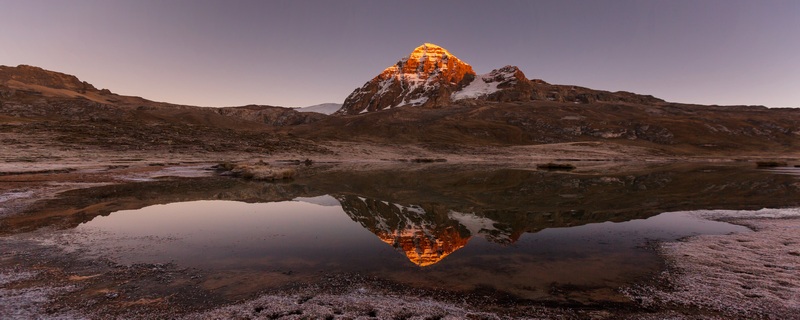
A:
12;163;800;302
74;197;747;301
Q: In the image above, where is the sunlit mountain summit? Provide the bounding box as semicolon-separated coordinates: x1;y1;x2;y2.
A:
336;43;532;115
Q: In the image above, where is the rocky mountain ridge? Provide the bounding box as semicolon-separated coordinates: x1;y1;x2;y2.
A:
336;43;668;115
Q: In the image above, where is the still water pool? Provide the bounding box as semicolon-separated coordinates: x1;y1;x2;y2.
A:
72;195;747;301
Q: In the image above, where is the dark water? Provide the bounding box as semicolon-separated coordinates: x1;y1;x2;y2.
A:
15;163;800;302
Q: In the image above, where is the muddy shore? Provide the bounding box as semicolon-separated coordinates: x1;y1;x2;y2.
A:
2;145;799;319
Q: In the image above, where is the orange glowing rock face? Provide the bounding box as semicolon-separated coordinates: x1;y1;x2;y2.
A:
376;226;470;267
385;43;475;85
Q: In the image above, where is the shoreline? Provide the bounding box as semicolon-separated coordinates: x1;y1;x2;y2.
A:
624;209;800;319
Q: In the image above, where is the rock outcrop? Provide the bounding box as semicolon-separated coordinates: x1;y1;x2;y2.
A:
0;64;99;93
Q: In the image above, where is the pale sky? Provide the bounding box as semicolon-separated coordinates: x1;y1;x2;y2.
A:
1;0;798;108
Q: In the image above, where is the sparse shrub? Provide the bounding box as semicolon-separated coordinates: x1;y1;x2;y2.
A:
537;163;576;170
411;158;447;163
756;161;787;168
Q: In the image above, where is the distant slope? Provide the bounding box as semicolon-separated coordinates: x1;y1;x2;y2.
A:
0;64;329;153
296;103;342;115
0;64;326;127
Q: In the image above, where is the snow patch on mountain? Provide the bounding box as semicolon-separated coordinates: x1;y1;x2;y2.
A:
451;75;502;100
448;211;499;235
451;66;519;101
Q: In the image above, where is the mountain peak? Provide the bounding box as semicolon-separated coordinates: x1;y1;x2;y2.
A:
389;42;473;83
417;42;445;50
335;43;543;115
405;43;459;65
336;44;475;115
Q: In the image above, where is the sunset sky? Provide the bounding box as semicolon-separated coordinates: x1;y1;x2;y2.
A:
1;0;797;108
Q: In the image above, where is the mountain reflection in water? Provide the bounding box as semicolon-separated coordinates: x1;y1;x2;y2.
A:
338;196;471;266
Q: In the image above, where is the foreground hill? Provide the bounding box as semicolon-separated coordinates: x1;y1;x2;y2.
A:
0;65;327;153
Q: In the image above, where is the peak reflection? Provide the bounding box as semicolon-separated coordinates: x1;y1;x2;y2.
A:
337;195;483;266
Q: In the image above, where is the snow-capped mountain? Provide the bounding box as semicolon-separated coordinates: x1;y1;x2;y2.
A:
336;43;476;115
296;103;342;115
336;43;535;115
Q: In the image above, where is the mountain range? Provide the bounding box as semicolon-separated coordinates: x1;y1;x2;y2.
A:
1;43;799;157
